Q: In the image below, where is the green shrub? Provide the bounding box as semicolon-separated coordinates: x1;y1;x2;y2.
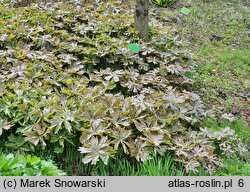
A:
0;154;66;176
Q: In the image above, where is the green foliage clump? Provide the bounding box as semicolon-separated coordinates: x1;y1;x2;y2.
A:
151;0;175;7
214;157;250;176
0;0;247;174
0;154;66;176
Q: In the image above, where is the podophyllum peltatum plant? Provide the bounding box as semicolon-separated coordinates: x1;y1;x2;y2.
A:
0;0;247;173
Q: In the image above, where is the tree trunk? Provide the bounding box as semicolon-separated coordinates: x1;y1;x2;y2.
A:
135;0;149;39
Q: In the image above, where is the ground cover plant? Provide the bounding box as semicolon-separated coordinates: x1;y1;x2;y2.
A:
0;153;65;176
0;0;249;175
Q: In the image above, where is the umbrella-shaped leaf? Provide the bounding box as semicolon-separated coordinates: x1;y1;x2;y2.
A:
78;136;115;165
127;137;150;162
0;117;14;136
80;118;106;143
24;123;50;147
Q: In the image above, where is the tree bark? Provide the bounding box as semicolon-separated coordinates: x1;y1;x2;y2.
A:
135;0;149;39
